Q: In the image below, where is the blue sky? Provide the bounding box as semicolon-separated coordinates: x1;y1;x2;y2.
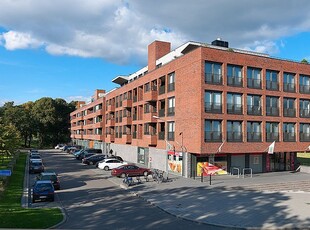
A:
1;0;310;105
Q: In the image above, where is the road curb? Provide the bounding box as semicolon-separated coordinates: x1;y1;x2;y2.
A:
21;152;29;208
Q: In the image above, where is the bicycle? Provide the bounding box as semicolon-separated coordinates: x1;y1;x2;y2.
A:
152;169;164;183
123;174;133;187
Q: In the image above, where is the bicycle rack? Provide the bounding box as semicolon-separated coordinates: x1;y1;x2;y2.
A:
242;168;252;178
230;167;240;178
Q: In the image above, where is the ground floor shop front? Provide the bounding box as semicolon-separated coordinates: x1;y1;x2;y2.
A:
190;152;297;177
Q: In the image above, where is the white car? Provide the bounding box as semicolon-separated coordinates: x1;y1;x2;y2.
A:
98;159;127;171
55;144;64;149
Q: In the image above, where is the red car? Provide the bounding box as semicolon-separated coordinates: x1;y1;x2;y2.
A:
111;164;151;178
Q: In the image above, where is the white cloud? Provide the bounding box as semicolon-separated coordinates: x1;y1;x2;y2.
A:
66;95;92;103
1;0;310;63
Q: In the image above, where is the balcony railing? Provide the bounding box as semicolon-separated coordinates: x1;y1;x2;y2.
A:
266;132;279;142
204;131;222;142
205;102;222;114
247;132;262;142
226;131;243;142
283;83;296;92
227;104;243;114
300;108;310;118
283;108;296;117
158;109;165;117
300;84;310;94
205;73;223;85
247;78;261;89
300;133;310;142
247;105;262;116
227;76;243;87
266;107;279;116
283;132;295;142
159;85;166;95
266;80;279;91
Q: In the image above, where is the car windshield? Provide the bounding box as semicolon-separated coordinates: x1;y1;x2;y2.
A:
42;175;57;181
30;156;41;159
35;183;53;191
32;162;42;166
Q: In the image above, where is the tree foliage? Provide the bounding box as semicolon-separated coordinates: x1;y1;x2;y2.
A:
0;98;75;148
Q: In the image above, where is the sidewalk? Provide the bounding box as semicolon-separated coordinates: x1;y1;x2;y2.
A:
105;171;310;230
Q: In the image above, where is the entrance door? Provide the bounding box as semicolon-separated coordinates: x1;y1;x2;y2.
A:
274;153;285;171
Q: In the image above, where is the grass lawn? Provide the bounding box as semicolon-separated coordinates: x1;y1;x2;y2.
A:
297;152;310;166
0;153;63;229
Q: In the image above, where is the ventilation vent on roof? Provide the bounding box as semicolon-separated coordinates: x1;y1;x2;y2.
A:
211;38;229;48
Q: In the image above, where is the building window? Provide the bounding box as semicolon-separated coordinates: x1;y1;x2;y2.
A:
300;123;310;142
204;91;222;113
227;121;243;142
144;123;150;135
300;99;310;118
144;82;150;92
167;97;175;116
167;121;175;141
266;96;279;116
283;72;296;92
205;61;222;85
266;122;279;142
300;75;310;94
227;93;243;114
283;123;295;142
247;94;262;116
168;72;175;92
247;121;261;142
204;120;222;142
266;70;279;91
283;97;296;117
247;67;262;89
227;64;243;87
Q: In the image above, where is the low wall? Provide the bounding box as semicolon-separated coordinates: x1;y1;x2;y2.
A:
301;165;310;173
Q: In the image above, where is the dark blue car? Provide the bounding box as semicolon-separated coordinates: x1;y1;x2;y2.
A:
32;180;55;203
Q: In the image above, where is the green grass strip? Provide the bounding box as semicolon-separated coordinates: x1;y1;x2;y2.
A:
0;153;63;228
297;152;310;166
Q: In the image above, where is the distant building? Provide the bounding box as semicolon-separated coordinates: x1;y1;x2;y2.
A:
70;39;310;178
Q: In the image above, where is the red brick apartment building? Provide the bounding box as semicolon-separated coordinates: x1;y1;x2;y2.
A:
70;39;310;178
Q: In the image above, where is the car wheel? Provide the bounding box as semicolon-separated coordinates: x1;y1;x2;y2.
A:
95;163;99;168
104;166;109;171
120;173;126;178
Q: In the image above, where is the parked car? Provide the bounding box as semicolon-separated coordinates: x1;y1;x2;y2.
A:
76;149;102;160
98;159;127;171
30;151;41;157
29;149;39;154
29;160;44;174
32;180;55;203
54;144;64;149
82;154;106;165
111;164;151;177
107;155;123;162
29;155;42;163
36;172;60;190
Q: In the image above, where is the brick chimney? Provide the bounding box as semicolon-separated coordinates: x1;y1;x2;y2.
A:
148;41;171;71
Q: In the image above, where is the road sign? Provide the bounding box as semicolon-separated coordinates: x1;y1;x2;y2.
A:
0;170;12;176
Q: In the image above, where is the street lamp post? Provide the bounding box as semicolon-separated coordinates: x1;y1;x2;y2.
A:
153;115;170;179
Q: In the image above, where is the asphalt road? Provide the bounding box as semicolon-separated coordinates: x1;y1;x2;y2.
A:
29;150;226;230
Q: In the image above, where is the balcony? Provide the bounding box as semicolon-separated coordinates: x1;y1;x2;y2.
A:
283;108;296;117
106;119;115;126
266;107;279;116
300;84;310;94
300;109;310;118
122;133;132;143
227;104;243;114
266;80;279;91
247;105;262;116
122;116;132;125
144;112;158;123
283;132;295;142
122;99;133;108
205;102;222;114
227;131;243;142
247;132;262;142
227;76;243;87
247;78;261;89
283;83;296;93
145;134;157;146
83;134;104;140
266;132;279;142
144;90;158;101
205;73;223;85
204;131;222;142
300;133;310;142
105;134;115;142
107;104;115;112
